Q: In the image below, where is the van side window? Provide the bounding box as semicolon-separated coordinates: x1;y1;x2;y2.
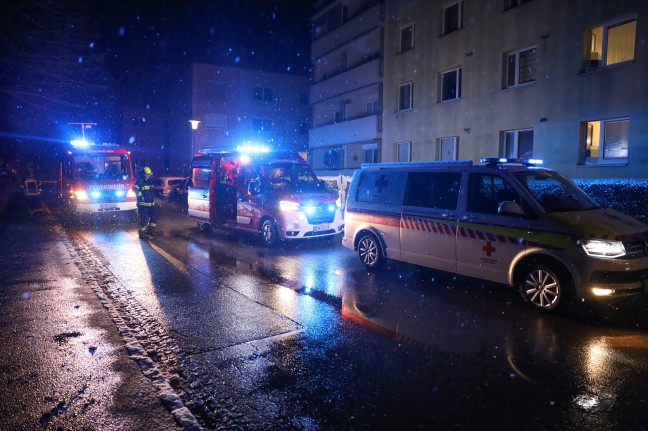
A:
192;168;211;188
356;172;407;205
403;172;461;210
467;173;520;214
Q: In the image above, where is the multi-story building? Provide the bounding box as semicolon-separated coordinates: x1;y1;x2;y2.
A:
187;63;311;160
309;0;385;175
381;0;648;178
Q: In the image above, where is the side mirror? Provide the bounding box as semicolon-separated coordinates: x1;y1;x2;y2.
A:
498;201;526;216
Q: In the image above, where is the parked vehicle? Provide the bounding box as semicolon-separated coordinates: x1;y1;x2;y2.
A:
154;176;186;198
342;158;648;312
188;147;344;246
61;141;137;214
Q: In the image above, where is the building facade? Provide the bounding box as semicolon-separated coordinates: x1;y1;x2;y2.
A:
188;63;311;159
309;0;385;175
381;0;648;178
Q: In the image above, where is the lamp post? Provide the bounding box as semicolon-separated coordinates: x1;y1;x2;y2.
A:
189;119;200;155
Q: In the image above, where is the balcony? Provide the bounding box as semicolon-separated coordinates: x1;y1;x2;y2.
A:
311;58;381;102
309;114;379;148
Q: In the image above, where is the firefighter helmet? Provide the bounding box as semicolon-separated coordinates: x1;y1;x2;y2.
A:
142;166;152;175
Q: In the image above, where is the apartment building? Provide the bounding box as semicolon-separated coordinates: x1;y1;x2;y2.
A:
382;0;648;178
187;63;311;159
309;0;385;175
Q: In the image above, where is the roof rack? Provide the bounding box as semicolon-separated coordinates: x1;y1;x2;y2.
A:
479;158;543;167
361;160;473;168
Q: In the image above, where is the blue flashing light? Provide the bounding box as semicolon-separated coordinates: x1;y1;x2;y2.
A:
70;139;92;148
115;190;126;198
90;190;101;199
237;144;269;153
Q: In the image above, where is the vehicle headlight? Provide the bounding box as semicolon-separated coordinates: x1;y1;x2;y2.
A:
127;189;136;198
579;239;626;258
279;200;300;212
74;190;88;200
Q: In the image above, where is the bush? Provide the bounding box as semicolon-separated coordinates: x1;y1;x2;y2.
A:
573;178;648;223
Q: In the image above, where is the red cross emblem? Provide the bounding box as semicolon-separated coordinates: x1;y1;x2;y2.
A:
482;241;496;256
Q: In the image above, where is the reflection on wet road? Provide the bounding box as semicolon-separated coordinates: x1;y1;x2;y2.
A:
66;205;648;430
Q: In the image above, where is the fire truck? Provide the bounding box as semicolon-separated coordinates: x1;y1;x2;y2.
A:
60;141;137;215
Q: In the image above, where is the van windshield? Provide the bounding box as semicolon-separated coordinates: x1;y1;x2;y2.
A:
513;170;600;212
258;163;321;191
72;154;132;181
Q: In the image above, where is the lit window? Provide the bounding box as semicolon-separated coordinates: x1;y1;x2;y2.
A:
398;82;413;111
585;19;636;70
505;46;537;88
441;68;462;102
501;129;534;159
400;25;414;52
581;119;629;165
398;142;411;162
442;2;463;35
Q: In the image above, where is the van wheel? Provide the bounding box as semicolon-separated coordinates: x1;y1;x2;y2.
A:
518;262;569;311
260;219;279;246
358;233;383;269
198;221;211;232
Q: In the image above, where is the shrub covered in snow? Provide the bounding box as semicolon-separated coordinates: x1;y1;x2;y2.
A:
573;178;648;223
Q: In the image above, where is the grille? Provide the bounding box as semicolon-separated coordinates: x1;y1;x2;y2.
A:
304;203;336;225
623;240;648;259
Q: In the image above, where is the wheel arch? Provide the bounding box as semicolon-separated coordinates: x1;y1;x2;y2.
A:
354;227;387;256
513;253;575;290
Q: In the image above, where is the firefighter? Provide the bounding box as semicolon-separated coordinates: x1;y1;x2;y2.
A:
132;166;158;238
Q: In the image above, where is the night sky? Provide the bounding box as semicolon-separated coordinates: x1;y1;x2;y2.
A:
0;0;313;142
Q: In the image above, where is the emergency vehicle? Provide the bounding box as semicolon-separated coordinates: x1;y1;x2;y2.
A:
188;147;344;246
342;158;648;312
61;141;137;214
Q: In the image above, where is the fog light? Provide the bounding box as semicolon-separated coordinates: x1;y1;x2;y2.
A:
592;287;615;296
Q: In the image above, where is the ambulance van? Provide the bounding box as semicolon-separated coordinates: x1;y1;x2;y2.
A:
342;158;648;311
188;147;344;246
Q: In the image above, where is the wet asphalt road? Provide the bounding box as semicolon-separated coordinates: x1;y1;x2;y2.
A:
3;192;648;430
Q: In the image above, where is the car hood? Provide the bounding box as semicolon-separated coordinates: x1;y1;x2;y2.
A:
550;208;648;241
269;189;337;204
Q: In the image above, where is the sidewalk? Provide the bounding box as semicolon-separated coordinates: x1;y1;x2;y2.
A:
0;187;183;430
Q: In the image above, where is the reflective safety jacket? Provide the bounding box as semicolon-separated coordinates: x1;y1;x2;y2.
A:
133;176;156;206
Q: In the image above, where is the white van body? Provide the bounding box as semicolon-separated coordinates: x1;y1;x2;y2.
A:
342;159;648;311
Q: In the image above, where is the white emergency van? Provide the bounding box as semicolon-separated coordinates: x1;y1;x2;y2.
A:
342;158;648;311
188;147;344;246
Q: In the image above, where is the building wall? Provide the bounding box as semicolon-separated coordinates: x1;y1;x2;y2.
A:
190;64;311;156
382;0;648;178
309;0;384;175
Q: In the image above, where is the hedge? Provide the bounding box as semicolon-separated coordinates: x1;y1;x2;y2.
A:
573;178;648;223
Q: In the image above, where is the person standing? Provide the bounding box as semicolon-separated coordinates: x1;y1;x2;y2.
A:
336;171;348;213
132;166;158;238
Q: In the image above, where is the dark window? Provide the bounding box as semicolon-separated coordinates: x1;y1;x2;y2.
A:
443;2;463;35
403;172;461;210
441;68;462;101
467;174;520;214
401;25;414;52
355;171;407;205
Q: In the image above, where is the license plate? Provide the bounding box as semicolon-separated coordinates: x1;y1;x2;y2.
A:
99;204;119;211
313;224;329;232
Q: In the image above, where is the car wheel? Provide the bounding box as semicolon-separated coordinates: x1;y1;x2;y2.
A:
357;232;383;269
518;262;569;311
260;219;279;246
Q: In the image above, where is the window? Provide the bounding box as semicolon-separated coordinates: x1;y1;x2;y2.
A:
404;172;461;210
253;87;274;101
505;46;537;88
399;82;413;111
363;144;379;163
356;171;408;205
440;68;462;101
501;129;534;159
366;100;380;115
397;142;411;162
467;174;520;214
586;19;636;70
442;2;463;35
581;119;629;165
253;119;272;131
505;0;533;10
400;25;414;52
438;136;459;160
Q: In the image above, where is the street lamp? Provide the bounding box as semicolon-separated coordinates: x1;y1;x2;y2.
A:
189;119;200;155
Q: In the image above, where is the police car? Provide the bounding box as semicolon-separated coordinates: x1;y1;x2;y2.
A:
342;158;648;312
